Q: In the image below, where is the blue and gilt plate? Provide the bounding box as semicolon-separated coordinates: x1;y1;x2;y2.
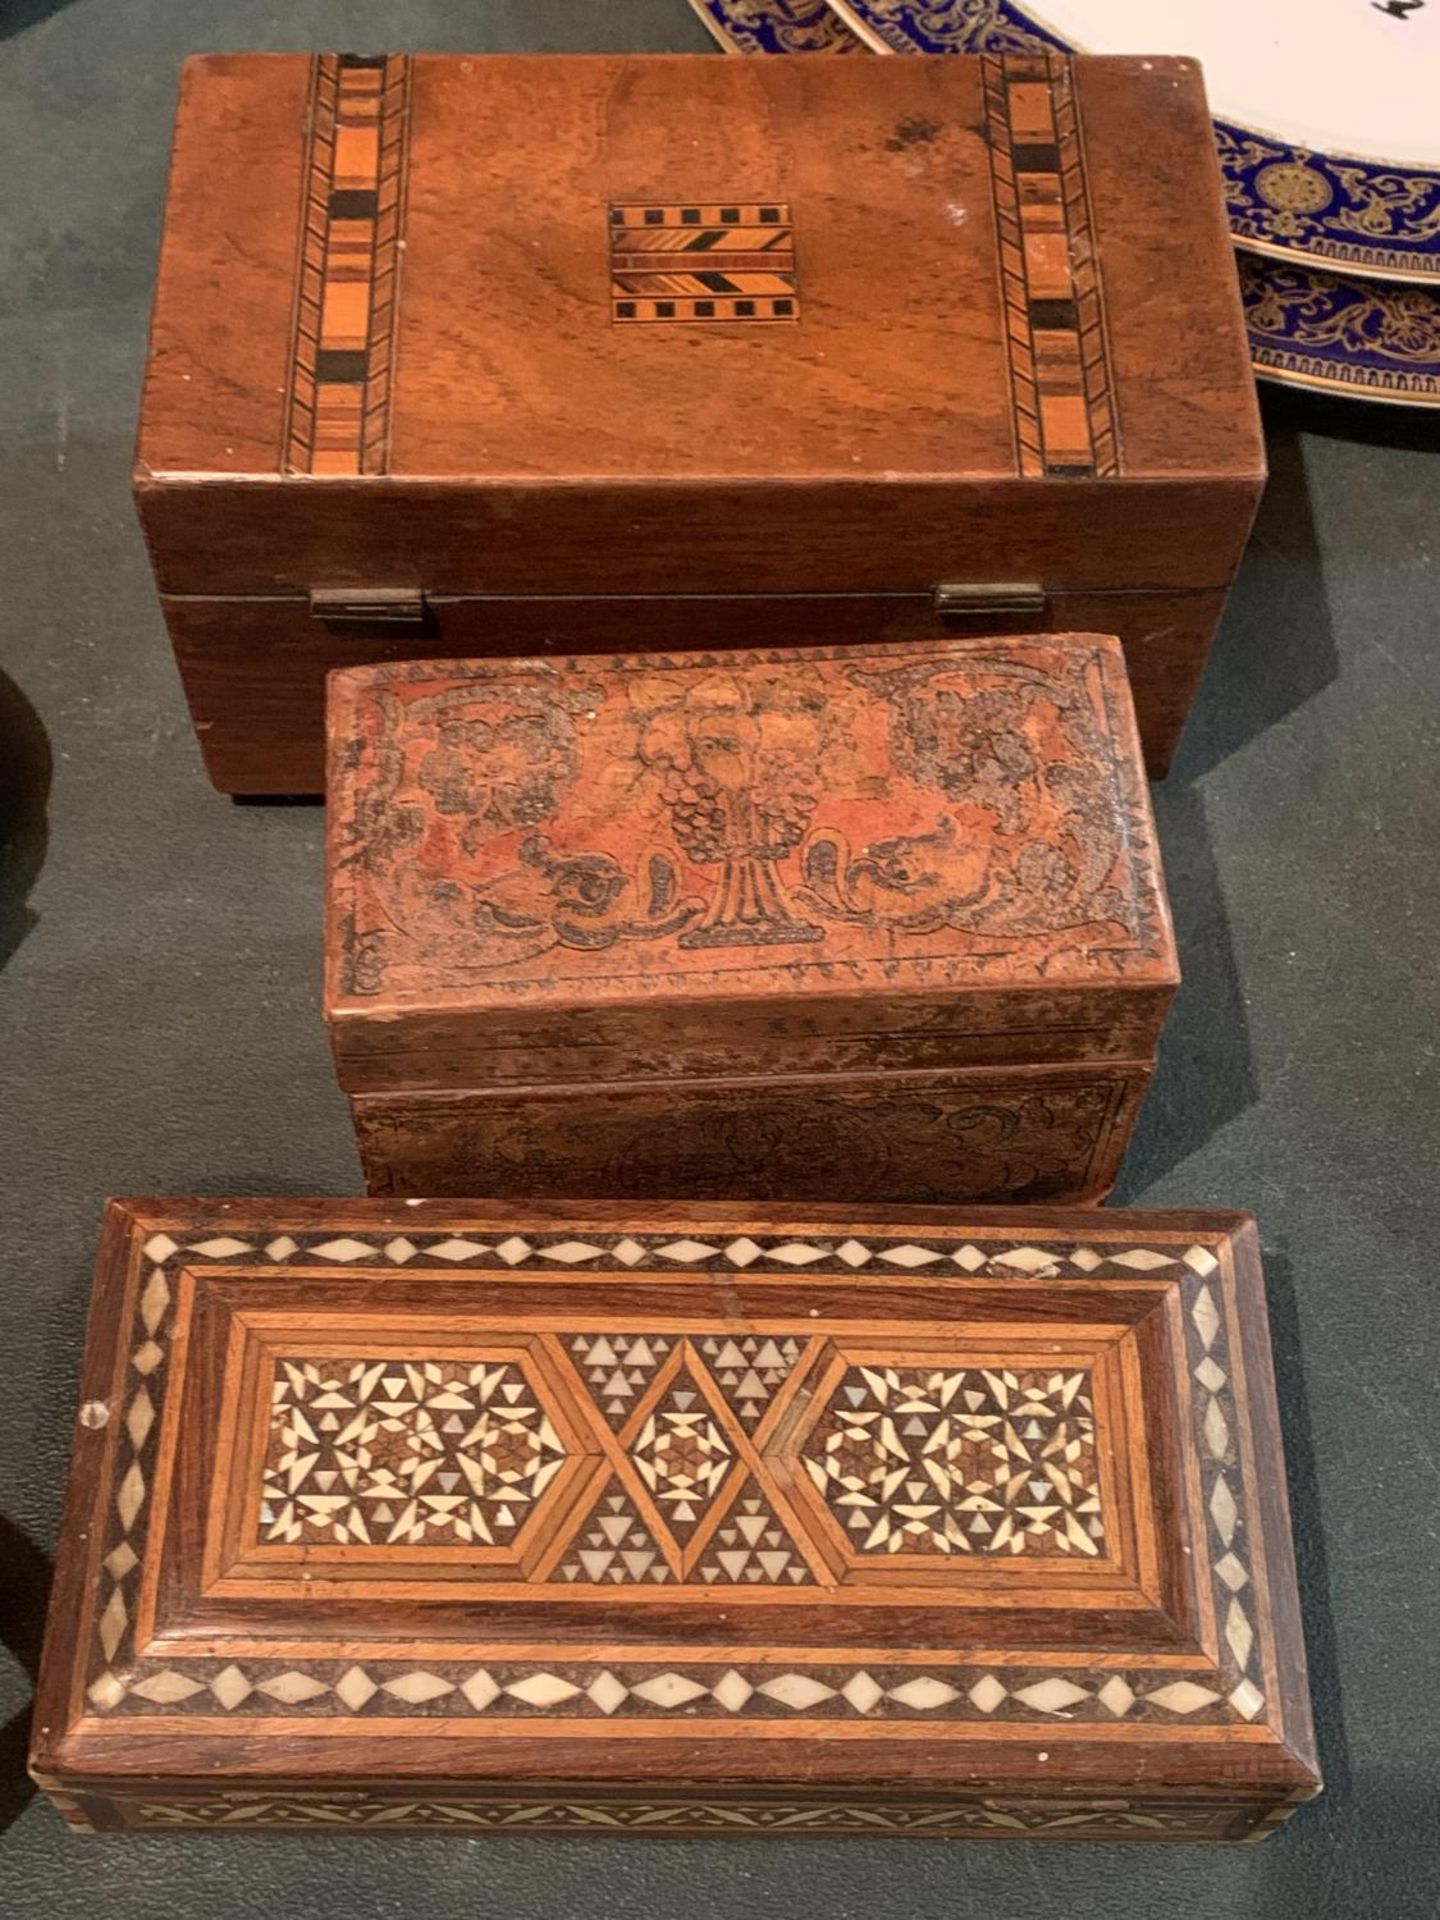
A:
1240;255;1440;406
687;0;1440;403
826;0;1440;285
688;0;865;54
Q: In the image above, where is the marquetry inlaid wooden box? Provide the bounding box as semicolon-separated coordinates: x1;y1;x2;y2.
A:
324;634;1177;1207
31;1198;1319;1839
137;51;1263;793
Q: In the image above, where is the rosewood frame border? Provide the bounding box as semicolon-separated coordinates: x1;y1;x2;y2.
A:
46;1209;1286;1730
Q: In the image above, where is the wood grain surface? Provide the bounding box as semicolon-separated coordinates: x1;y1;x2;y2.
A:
134;52;1263;790
160;584;1231;796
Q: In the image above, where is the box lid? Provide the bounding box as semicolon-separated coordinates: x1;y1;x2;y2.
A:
31;1198;1318;1829
135;52;1263;596
324;634;1177;1092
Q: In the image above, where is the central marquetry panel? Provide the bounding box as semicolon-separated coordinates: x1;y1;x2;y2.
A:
204;1299;1138;1605
608;202;799;325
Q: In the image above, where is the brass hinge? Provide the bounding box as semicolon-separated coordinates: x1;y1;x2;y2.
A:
933;581;1047;618
309;587;428;628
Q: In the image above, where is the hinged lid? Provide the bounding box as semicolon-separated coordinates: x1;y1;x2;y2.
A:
136;52;1262;598
324;634;1178;1093
31;1198;1318;1833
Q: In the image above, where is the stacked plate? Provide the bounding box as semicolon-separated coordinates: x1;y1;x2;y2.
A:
690;0;1440;405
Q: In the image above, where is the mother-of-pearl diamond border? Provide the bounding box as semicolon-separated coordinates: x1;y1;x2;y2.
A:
84;1225;1263;1729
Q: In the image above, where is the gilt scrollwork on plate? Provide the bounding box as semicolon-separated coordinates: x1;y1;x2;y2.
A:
687;0;866;55
828;0;1045;59
1240;254;1440;404
1215;126;1440;280
826;0;1440;282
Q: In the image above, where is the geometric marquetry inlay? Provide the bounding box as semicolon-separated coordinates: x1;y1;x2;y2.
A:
114;1794;1279;1839
260;1357;568;1547
32;1205;1319;1839
608;202;799;326
801;1365;1104;1558
626;1362;735;1538
79;1223;1263;1708
252;1342;1108;1584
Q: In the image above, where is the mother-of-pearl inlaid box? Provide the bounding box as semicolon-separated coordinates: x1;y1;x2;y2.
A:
30;1199;1318;1839
324;634;1176;1208
135;51;1262;794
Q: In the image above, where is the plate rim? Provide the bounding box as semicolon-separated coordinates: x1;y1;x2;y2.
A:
827;0;1440;283
1251;353;1440;406
687;0;865;55
688;0;1440;409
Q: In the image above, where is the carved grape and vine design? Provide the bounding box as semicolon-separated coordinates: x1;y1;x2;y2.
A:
339;652;1145;986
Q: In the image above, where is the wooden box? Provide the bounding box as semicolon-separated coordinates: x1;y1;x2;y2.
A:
31;1198;1319;1839
325;634;1178;1207
137;51;1264;794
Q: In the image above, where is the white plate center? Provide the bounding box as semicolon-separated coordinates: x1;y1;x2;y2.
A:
1023;0;1440;165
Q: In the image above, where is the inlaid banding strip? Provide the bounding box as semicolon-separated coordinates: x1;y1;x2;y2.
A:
124;1793;1258;1837
610;203;799;324
283;54;413;475
983;53;1119;478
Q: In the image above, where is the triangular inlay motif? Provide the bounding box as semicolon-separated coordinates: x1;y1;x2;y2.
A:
693;1332;808;1429
565;1332;672;1429
691;1482;814;1586
551;1478;671;1585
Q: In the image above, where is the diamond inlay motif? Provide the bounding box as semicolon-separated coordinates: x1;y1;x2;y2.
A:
801;1365;1105;1556
210;1665;254;1711
629;1367;735;1541
259;1356;567;1546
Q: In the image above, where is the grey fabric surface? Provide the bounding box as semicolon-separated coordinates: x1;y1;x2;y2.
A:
1;2;1437;1914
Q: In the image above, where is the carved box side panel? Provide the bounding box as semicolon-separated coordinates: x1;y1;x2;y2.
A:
350;1064;1150;1206
70;1783;1299;1841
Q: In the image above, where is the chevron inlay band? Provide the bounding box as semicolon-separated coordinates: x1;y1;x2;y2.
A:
982;53;1119;478
283;54;412;475
609;203;799;323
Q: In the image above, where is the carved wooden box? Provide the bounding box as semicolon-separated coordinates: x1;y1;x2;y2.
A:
325;634;1177;1208
136;51;1263;793
31;1199;1319;1838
